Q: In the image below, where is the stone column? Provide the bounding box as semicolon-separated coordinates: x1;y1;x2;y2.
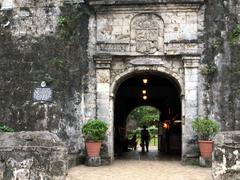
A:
95;55;113;164
182;56;200;161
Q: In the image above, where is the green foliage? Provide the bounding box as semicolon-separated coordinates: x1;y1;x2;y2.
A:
192;117;220;140
82;119;108;141
201;64;217;76
212;39;223;52
50;58;67;71
0;123;14;132
43;73;54;85
58;16;71;28
57;7;84;40
229;24;240;44
128;106;159;127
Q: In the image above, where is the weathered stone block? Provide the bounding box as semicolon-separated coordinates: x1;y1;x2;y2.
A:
212;131;240;180
0;131;68;180
85;156;101;167
199;156;212;167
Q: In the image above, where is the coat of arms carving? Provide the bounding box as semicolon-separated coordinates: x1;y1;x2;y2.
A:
131;13;164;54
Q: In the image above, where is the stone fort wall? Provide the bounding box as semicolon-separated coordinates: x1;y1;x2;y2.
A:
0;0;240;163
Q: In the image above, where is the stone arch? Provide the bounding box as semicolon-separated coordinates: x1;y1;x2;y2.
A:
130;13;164;54
111;66;183;97
111;66;183;157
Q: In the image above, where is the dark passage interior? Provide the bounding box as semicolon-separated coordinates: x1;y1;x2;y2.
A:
114;73;182;158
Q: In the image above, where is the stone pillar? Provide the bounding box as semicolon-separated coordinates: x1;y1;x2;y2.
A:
182;56;200;161
95;55;113;164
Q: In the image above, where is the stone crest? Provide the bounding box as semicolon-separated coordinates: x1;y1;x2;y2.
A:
131;13;164;54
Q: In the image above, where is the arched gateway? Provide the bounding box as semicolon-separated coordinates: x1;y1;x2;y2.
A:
89;0;204;163
113;71;182;156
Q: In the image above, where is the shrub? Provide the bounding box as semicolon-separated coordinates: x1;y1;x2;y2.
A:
201;64;217;76
82;119;108;141
0;123;14;132
192;117;220;140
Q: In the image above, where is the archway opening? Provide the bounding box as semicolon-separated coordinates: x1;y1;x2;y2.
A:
114;73;182;159
126;106;160;151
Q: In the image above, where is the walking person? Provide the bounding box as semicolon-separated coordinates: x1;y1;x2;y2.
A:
141;125;150;152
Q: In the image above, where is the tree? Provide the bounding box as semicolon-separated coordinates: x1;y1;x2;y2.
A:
127;106;159;129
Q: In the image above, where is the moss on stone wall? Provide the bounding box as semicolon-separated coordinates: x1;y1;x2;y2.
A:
204;0;240;130
0;3;92;153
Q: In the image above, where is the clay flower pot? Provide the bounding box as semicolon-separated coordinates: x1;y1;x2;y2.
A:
82;119;108;158
198;140;213;159
85;141;102;157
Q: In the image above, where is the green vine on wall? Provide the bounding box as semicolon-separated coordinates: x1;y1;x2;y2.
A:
50;58;67;71
0;123;15;132
58;16;71;28
229;24;240;44
57;10;84;40
201;64;218;76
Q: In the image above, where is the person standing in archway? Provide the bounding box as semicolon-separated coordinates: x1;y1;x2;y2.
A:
141;125;150;152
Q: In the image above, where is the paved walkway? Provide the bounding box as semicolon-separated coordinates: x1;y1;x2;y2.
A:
67;147;212;180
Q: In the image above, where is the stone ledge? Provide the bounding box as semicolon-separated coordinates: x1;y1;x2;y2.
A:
0;131;68;180
212;131;240;180
89;0;205;5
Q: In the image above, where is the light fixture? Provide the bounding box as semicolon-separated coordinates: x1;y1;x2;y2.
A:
142;90;147;94
143;95;147;100
41;81;47;88
142;78;148;84
163;122;169;129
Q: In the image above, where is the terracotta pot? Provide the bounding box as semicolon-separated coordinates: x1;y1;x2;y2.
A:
85;141;102;157
198;140;213;159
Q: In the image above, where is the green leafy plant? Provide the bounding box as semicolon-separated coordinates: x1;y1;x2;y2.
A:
50;58;67;71
192;117;220;140
58;16;71;27
127;106;159;127
43;73;54;85
201;64;217;76
0;123;14;132
229;24;240;44
82;119;108;141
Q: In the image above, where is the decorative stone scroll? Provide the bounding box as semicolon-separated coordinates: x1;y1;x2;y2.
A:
97;43;129;52
131;13;164;54
129;57;164;65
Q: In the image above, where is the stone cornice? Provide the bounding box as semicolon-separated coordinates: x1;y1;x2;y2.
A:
89;0;205;6
94;54;112;69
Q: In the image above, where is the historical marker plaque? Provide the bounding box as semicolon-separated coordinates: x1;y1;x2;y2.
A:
33;87;53;102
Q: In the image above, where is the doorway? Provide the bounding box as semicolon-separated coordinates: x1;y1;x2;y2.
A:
113;73;182;158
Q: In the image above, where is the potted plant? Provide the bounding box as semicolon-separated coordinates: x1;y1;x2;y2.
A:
192;117;220;159
82;119;108;157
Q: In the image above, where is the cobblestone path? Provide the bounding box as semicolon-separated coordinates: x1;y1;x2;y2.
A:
67;148;212;180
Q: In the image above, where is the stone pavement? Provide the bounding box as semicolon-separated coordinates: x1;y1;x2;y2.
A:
67;147;212;180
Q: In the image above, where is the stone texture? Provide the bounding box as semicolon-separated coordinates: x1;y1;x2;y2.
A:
85;156;101;167
202;0;240;130
212;131;240;180
0;0;95;158
93;3;203;56
199;156;211;167
89;0;205;5
0;0;240;167
0;131;68;180
90;0;203;160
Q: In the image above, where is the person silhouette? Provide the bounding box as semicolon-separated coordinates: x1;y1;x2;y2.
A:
141;125;150;152
129;133;137;150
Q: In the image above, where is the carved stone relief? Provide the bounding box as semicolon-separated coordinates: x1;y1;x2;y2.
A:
131;13;164;54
